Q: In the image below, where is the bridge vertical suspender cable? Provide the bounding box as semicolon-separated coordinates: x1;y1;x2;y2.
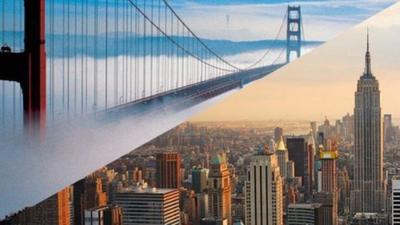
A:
81;0;85;114
84;0;89;112
12;0;16;128
51;0;55;118
125;1;129;102
74;0;78;114
1;0;4;125
105;0;109;109
143;0;147;98
135;0;139;99
17;0;22;122
150;0;154;96
157;0;161;94
163;1;168;92
67;0;70;115
94;0;99;110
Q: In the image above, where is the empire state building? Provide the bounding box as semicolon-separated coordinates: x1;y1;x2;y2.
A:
350;31;386;215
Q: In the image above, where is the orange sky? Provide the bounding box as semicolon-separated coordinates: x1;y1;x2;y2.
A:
191;2;400;123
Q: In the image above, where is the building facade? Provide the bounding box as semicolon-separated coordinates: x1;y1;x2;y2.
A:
192;167;209;194
314;145;338;225
287;203;323;225
208;153;232;224
392;177;400;225
84;205;122;225
350;32;386;215
156;152;182;188
114;183;180;225
244;146;283;225
275;136;289;179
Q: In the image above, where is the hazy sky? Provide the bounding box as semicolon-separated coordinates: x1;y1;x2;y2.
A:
172;0;397;41
1;0;394;41
191;2;400;122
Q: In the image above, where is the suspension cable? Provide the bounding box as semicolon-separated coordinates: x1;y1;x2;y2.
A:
126;0;236;73
244;10;288;69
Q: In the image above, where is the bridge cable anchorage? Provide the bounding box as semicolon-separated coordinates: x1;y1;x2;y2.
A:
244;9;288;70
126;0;237;73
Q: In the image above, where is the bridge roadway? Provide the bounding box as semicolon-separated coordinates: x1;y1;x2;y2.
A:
0;63;285;219
103;63;285;120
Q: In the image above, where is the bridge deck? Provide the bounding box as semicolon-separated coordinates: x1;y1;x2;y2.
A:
103;63;285;120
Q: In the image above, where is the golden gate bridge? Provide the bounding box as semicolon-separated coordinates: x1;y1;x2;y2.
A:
0;0;303;131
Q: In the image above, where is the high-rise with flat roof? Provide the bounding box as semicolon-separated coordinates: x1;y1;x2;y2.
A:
287;203;323;225
114;182;180;225
156;152;181;188
244;146;283;225
287;137;313;199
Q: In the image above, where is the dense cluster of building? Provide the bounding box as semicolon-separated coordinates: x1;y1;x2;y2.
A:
2;34;400;225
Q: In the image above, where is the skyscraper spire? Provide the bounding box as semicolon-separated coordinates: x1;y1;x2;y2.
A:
367;27;370;52
364;28;373;77
351;28;385;214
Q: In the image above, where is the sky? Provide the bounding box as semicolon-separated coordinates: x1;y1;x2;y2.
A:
191;1;400;123
171;0;397;41
0;0;396;42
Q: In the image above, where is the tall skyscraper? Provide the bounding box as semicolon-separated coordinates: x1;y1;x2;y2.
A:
208;153;232;224
244;146;283;225
350;32;386;214
287;137;306;178
114;182;180;225
314;145;338;225
287;137;313;199
156;152;181;188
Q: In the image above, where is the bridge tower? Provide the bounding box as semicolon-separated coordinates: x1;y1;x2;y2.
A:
286;6;302;63
0;0;46;127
